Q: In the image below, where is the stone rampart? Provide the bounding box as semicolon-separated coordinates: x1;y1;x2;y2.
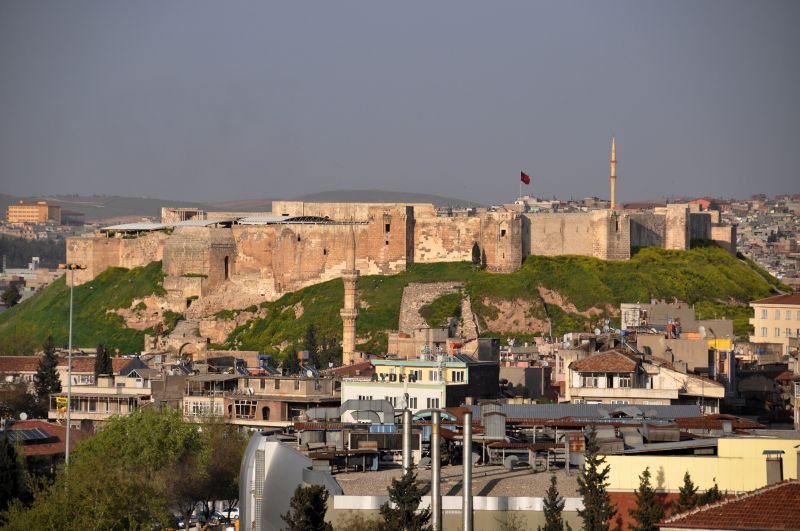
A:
66;231;166;285
711;224;737;255
689;212;712;241
398;282;463;333
630;212;666;248
413;216;481;263
664;204;690;250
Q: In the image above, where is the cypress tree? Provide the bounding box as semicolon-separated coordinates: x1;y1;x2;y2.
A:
34;336;61;401
305;323;318;367
94;343;113;378
281;484;333;531
697;482;723;506
0;437;21;512
1;284;22;308
577;426;615;531
285;348;301;375
540;473;571;531
380;470;431;531
628;467;664;531
671;471;698;515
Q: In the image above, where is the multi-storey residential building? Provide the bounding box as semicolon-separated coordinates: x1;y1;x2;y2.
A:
340;355;499;414
6;201;61;224
565;350;724;413
0;355;131;393
749;293;800;356
181;373;340;427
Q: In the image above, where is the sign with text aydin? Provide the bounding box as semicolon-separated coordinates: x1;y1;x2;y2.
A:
371;373;420;383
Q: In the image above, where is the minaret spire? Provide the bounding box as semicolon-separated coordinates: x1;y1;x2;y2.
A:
340;222;359;365
610;136;617;210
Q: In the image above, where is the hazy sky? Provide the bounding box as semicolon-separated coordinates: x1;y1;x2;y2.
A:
0;1;798;204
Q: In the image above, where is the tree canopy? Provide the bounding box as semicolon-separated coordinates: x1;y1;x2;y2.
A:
282;484;333;531
628;467;664;531
380;469;431;531
577;426;615;531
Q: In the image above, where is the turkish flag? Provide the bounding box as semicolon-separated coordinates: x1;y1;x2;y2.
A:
520;171;531;185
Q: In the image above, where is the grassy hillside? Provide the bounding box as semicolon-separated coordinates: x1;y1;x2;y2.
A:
0;262;165;355
223;244;778;356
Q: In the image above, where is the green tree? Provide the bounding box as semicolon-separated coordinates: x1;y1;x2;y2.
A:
34;336;60;403
94;343;112;378
0;438;22;512
670;471;698;515
696;481;723;506
628;467;664;531
577;426;615;531
1;285;21;308
0;408;204;530
0;382;41;420
285;347;301;375
305;323;319;367
471;242;481;268
539;474;571;531
281;484;333;531
380;469;431;531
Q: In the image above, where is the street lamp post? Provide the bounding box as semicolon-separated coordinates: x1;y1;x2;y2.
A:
58;262;85;465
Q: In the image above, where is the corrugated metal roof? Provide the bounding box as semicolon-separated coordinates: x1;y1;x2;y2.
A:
621;438;718;454
236;215;293;224
468;404;702;420
173;218;236;227
101;222;168;231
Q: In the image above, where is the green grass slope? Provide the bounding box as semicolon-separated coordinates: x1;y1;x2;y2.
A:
223;245;779;357
0;262;165;355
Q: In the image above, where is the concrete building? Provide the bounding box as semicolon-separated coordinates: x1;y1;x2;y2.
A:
749;293;800;356
340;356;499;413
6;201;61;224
566;350;724;413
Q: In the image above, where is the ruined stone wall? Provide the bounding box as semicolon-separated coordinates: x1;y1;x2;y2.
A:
526;212;596;257
664;204;690;250
711;224;737;255
629;212;666;248
689;212;712;241
270;200;435;220
413;215;481;263
66;232;166;285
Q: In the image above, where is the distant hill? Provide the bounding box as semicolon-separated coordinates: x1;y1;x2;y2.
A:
293;190;481;207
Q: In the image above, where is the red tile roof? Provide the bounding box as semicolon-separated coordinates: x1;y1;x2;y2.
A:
571;351;638;373
0;355;129;374
659;480;800;530
322;361;374;378
0;356;40;372
750;293;800;306
3;419;88;457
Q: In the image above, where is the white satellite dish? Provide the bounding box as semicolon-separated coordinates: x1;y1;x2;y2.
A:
594;328;601;335
19;412;28;420
698;326;707;339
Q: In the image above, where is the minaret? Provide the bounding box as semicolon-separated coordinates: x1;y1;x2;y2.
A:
610;136;617;210
340;224;359;365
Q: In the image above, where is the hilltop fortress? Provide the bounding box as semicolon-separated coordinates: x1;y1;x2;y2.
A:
66;142;736;312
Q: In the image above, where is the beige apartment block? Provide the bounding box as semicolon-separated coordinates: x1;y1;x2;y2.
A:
749;293;800;356
6;201;61;224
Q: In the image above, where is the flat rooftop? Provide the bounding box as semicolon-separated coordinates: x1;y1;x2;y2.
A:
335;464;579;497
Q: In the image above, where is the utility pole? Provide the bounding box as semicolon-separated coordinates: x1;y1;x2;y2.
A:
58;262;85;465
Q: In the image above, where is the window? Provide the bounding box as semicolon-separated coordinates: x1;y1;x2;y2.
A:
260;379;266;390
274;379;280;390
775;328;781;337
294;379;300;390
775;310;781;319
761;309;768;319
358;395;373;401
583;373;602;388
426;397;440;409
452;370;465;383
761;327;768;337
787;310;792;320
617;375;632;388
787;328;793;337
500;229;506;237
409;369;422;381
408;397;418;409
797;311;800;320
611;400;629;405
385;223;391;233
429;370;439;382
234;400;257;419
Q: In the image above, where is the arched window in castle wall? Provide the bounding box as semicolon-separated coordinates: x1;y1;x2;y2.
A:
224;256;230;280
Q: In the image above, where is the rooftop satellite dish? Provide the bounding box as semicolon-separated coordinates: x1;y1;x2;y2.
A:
594;328;601;335
698;326;707;339
19;412;28;421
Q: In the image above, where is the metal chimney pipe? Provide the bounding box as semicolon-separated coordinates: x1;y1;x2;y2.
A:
402;408;413;474
431;410;442;531
462;411;473;531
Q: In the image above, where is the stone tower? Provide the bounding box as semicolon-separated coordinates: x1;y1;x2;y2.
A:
340;224;359;365
610;136;617;210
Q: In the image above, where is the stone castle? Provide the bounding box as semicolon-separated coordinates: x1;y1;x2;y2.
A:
66;140;737;314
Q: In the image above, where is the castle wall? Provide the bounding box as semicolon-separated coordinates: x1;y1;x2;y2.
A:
163;227;236;294
711;224;737;255
689;212;712;241
66;232;166;285
270;201;435;220
526;212;596;257
413;216;481;264
591;211;631;260
629;212;666;248
664;204;690;250
481;210;522;272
